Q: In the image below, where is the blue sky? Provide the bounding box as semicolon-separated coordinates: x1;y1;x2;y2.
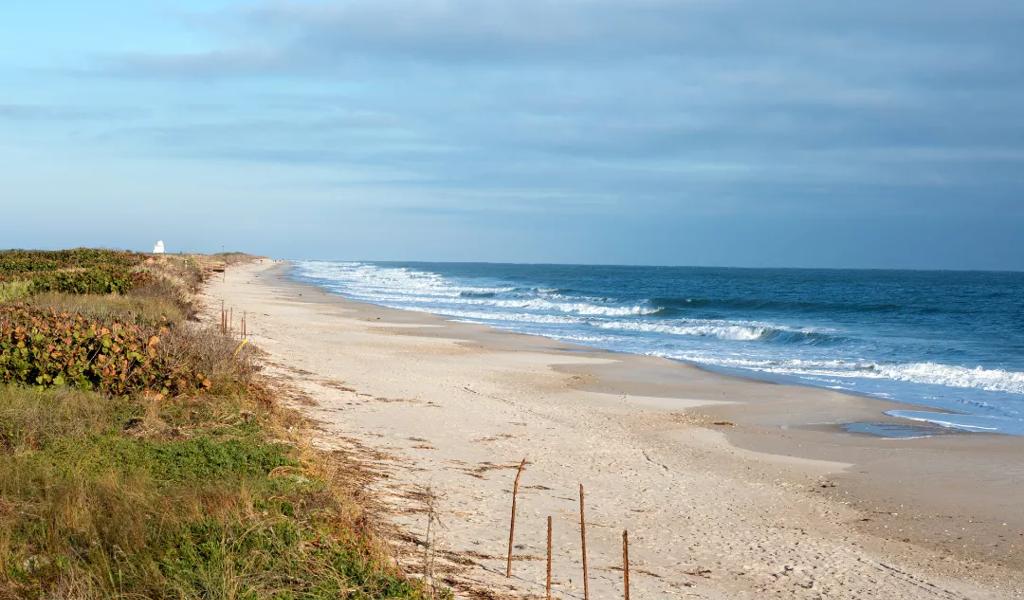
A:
1;1;1022;269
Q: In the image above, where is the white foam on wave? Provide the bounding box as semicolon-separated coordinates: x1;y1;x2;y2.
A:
425;308;585;325
595;319;794;341
872;362;1024;395
295;261;658;317
655;352;1024;396
295;261;514;301
885;410;1005;433
487;298;658;316
547;332;626;344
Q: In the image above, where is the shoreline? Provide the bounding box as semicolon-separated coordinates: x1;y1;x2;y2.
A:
289;260;1023;439
285;263;1011;439
206;259;1024;598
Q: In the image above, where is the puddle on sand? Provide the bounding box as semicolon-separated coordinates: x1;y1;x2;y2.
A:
842;421;960;439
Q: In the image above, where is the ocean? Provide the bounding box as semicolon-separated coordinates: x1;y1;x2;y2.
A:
291;261;1024;436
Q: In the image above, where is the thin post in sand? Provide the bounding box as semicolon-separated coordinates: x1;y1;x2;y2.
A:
423;487;437;599
579;484;590;600
506;458;527;577
546;516;553;599
242;312;247;338
622;530;630;600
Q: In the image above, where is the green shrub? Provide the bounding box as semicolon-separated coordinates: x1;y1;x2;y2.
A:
0;248;142;275
0;249;145;297
0;305;211;396
26;267;137;295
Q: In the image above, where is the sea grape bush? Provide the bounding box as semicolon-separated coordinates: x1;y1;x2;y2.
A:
0;248;143;274
0;305;210;396
0;248;146;296
25;267;140;295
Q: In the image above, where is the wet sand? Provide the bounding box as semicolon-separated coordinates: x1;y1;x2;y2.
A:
203;259;1023;599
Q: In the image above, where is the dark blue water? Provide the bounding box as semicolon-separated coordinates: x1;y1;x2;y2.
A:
292;261;1024;435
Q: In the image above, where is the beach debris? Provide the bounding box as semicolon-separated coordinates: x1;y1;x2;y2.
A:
506;458;527;577
233;339;248;358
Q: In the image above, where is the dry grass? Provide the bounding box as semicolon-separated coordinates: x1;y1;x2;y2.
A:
0;282;31;304
162;324;262;396
25;291;186;326
0;387;127;451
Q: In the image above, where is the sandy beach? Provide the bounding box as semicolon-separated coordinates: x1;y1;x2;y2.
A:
203;259;1024;599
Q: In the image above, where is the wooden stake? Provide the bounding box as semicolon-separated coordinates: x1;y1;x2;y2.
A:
580;484;590;600
506;458;527;577
546;516;553;600
229;307;233;333
622;530;630;600
423;488;437;599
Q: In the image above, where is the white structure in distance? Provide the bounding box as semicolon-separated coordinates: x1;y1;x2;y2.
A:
152;240;165;254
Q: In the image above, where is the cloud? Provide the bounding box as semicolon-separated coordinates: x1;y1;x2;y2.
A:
104;50;284;79
16;0;1021;225
104;0;1024;74
0;104;137;121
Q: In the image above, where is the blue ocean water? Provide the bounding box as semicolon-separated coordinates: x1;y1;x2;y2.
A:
292;261;1024;435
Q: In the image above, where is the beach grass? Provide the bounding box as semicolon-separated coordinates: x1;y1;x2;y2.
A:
0;251;436;599
0;281;31;304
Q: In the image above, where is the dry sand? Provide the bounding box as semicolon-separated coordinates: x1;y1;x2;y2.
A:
203;259;1024;599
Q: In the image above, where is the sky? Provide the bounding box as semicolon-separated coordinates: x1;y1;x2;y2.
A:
1;1;1022;270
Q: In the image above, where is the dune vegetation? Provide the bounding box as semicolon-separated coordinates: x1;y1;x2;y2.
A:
0;250;436;599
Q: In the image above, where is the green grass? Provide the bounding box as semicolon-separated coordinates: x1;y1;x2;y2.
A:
0;385;430;600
